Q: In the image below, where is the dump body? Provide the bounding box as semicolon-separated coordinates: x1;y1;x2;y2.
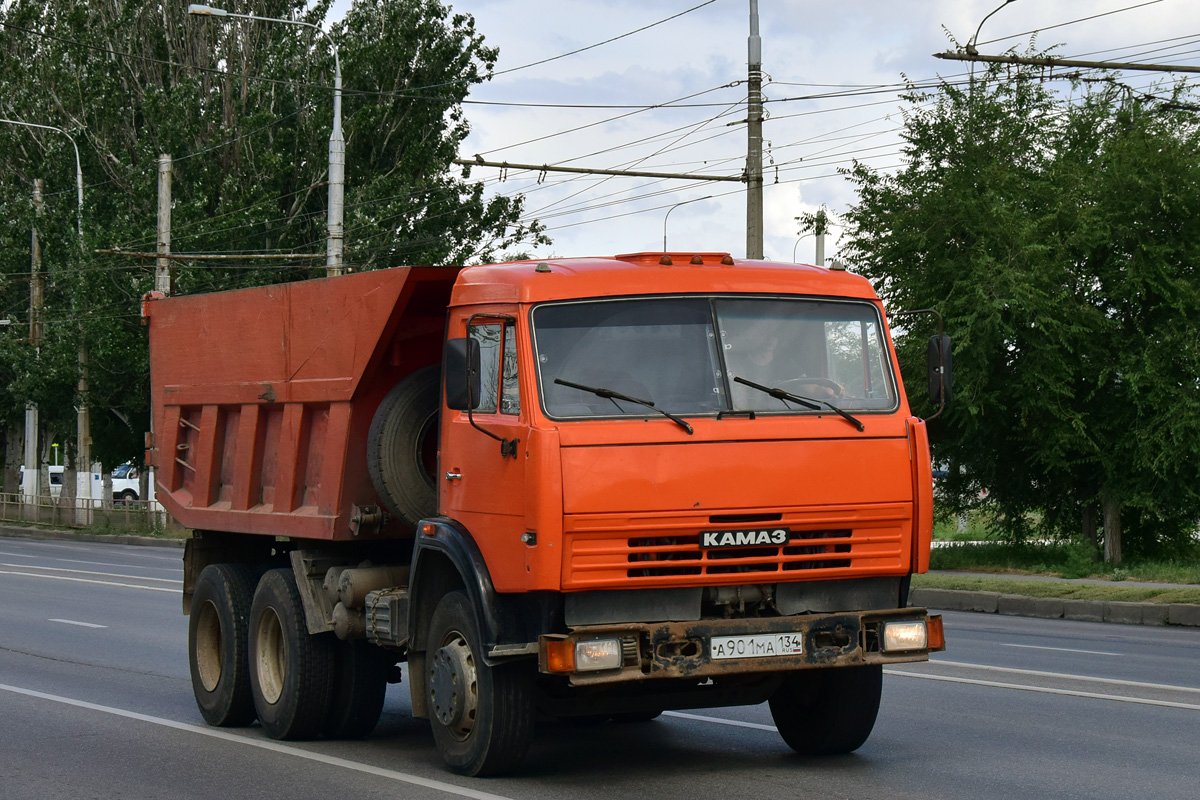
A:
144;267;459;539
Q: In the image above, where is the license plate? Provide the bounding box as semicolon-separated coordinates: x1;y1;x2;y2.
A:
710;632;805;660
699;527;790;549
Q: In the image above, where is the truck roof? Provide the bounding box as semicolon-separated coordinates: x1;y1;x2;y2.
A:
451;252;882;307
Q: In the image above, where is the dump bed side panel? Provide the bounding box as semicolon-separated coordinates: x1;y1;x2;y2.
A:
145;267;459;540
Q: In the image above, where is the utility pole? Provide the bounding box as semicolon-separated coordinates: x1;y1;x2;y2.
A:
745;0;764;260
23;180;43;510
156;155;173;294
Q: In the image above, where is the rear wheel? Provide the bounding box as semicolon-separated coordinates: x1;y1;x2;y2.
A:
323;639;391;739
189;563;257;727
248;568;335;740
425;591;535;776
768;665;882;755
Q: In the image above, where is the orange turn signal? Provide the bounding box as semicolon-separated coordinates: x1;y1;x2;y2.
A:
421;523;437;537
927;614;946;652
545;640;576;673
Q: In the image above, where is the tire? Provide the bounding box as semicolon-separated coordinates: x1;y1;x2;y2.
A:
768;665;882;755
117;490;138;505
188;563;258;727
323;639;390;739
248;568;336;740
367;366;440;528
425;591;535;776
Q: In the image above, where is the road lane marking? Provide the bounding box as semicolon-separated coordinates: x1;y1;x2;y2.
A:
0;570;180;593
0;562;182;583
930;659;1200;694
0;683;513;800
0;550;182;572
886;670;1200;711
48;619;108;629
999;643;1121;656
663;711;777;731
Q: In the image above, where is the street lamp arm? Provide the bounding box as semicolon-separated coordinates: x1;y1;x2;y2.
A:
0;117;84;239
189;3;343;275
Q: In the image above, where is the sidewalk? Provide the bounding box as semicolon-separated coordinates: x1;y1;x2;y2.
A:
0;523;185;549
913;571;1200;628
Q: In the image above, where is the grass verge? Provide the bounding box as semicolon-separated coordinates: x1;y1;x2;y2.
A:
913;573;1200;605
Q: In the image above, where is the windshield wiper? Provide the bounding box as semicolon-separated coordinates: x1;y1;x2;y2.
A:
554;378;694;435
733;376;865;432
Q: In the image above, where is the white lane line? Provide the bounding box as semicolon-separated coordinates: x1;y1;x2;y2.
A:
930;659;1200;695
886;670;1200;711
0;551;182;572
0;570;180;593
663;710;777;731
0;683;512;800
999;643;1121;656
0;562;182;584
49;619;108;629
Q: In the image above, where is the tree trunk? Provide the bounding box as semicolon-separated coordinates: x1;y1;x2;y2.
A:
1101;494;1122;565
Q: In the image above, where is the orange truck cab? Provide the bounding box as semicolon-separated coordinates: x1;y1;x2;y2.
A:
144;251;948;777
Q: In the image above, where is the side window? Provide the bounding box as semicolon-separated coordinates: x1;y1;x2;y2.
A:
500;323;520;415
469;321;520;416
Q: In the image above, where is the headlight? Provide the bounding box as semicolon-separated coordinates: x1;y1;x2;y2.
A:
575;638;623;671
881;620;928;652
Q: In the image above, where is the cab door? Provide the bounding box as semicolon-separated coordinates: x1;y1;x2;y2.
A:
439;315;529;589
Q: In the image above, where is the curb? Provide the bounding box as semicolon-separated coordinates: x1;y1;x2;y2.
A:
911;587;1198;628
0;525;185;549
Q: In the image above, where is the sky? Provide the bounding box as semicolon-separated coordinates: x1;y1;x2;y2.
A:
325;0;1200;264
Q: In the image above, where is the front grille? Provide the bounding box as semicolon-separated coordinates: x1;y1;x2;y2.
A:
563;505;911;589
627;530;851;578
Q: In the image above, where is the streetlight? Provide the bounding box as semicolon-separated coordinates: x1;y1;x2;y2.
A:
663;196;713;251
0;118;83;241
0;117;90;515
966;0;1018;55
189;4;344;277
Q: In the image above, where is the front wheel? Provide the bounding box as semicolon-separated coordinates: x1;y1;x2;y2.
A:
768;665;882;755
425;591;535;776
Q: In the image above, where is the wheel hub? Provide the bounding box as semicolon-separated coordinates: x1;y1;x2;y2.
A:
429;634;478;737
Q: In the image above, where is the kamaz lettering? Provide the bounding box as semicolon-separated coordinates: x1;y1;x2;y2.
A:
700;528;790;548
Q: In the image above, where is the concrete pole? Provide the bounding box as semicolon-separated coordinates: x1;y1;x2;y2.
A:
745;0;764;260
327;52;344;277
815;231;825;267
156;155;173;294
23;179;43;508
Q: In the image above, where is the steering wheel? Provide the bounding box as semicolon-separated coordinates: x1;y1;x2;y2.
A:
778;376;844;398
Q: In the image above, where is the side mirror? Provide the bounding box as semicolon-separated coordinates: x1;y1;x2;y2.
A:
927;334;952;406
444;337;481;411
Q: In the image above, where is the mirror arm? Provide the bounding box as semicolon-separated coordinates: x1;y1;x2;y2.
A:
465;313;520;458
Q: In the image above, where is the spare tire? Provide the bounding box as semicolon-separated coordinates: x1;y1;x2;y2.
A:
367;365;441;528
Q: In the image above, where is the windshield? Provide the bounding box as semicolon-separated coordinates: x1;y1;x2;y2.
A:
533;296;897;419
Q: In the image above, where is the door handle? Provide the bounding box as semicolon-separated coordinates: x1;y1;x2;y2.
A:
445;471;462;481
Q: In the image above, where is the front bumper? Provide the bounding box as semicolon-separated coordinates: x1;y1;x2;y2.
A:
540;607;941;686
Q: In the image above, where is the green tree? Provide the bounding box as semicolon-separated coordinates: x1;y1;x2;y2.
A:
840;62;1200;563
0;0;546;473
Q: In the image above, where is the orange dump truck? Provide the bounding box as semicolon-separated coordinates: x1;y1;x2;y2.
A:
143;252;948;776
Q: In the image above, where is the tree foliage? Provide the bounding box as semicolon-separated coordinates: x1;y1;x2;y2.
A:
0;0;546;475
841;62;1200;562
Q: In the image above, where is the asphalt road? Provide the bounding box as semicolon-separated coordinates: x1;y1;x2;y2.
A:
2;535;1198;800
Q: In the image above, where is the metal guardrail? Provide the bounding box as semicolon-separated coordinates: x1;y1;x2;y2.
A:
0;492;174;533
